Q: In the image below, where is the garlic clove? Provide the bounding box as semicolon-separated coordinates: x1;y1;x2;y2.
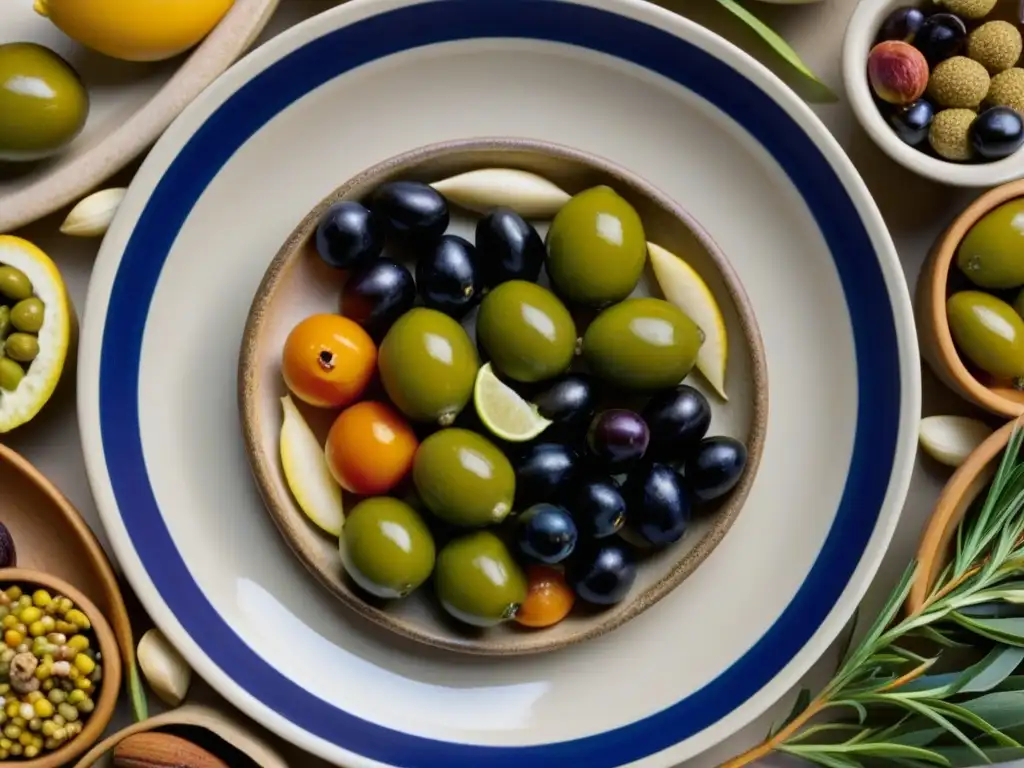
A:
59;187;127;237
919;415;993;468
137;628;192;707
431;169;570;218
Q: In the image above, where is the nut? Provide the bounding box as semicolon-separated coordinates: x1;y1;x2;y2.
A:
59;187;126;238
112;732;229;768
137;628;191;706
868;40;929;104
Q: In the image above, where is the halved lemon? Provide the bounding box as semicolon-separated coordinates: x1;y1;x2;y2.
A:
474;363;552;442
0;236;72;433
648;241;729;400
279;395;344;536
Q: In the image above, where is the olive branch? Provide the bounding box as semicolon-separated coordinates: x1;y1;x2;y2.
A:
723;423;1024;768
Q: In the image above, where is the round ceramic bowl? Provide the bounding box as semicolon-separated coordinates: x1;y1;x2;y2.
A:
0;568;121;768
843;0;1024;187
917;179;1024;417
238;138;769;656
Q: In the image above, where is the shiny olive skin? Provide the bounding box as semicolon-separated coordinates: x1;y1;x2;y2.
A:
531;374;597;427
0;306;9;340
339;497;435;599
970;107;1024;161
314;202;384;270
564;474;626;539
641;385;712;460
416;234;483;319
0;43;89;162
586;410;650;473
369;181;449;245
435;531;527;627
567;541;637;605
0;358;24;392
378;308;479;424
0;267;32;302
9;298;43;334
546;186;646;306
623;462;692;547
341;258;415;337
476;280;576;382
413;428;515;527
475;207;544;286
5;333;38;363
957;199;1024;289
684;437;748;503
513;442;580;508
515;503;578;564
947;291;1024;379
582;298;703;390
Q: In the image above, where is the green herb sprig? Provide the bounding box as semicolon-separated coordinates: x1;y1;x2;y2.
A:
723;423;1024;768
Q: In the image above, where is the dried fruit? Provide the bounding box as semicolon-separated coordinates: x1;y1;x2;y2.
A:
928;56;990;109
112;732;229;768
967;21;1022;75
929;108;977;160
988;67;1024;113
868;40;929;104
935;0;997;20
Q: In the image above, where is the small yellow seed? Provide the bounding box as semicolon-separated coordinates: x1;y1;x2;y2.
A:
17;731;31;746
39;616;54;633
19;607;41;625
0;738;11;750
4;630;21;648
64;610;89;630
24;692;41;705
31;592;49;609
32;700;51;719
73;653;95;675
54;621;74;635
23;744;38;758
66;635;88;652
4;703;18;719
27;621;44;638
40;721;55;737
65;690;85;706
6;588;22;601
1;616;16;630
74;677;92;691
34;663;50;681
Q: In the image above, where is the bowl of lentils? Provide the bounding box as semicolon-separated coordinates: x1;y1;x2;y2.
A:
0;569;120;767
844;0;1024;185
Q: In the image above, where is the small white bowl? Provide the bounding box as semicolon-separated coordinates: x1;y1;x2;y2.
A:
843;0;1024;186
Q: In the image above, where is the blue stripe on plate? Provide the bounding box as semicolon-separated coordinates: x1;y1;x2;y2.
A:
98;1;901;765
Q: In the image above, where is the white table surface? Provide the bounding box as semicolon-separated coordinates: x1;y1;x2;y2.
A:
3;1;992;765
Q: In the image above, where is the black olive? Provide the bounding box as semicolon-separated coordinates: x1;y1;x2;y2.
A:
623;462;691;547
887;99;934;147
970;107;1024;160
684;436;748;504
416;234;483;318
567;540;637;605
512;442;580;508
369;180;449;245
531;374;596;427
913;14;966;65
877;6;926;44
0;522;15;569
515;503;578;564
314;201;384;270
475;207;545;287
341;258;416;337
641;385;712;461
586;410;650;474
564;474;626;539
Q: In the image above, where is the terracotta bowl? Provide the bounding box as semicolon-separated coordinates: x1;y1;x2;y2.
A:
238;137;768;656
0;568;122;768
917;179;1024;418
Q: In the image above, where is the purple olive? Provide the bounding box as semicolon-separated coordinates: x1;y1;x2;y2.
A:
0;523;16;569
877;6;926;44
586;410;649;473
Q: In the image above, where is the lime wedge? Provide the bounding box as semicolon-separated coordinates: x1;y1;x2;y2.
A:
280;395;344;536
474;363;552;442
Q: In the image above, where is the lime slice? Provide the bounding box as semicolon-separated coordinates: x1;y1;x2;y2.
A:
648;241;729;400
280;395;344;536
474;363;552;442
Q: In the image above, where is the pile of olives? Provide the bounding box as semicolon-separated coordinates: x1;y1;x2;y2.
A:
0;265;44;393
285;170;748;632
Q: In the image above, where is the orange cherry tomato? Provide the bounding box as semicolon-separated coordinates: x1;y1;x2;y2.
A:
515;565;575;628
282;314;376;408
326;401;418;495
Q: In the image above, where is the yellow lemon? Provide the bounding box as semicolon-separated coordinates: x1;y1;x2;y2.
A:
280;395;345;537
34;0;235;62
0;236;73;433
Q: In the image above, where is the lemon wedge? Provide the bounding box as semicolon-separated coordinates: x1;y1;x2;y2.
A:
647;241;729;400
0;236;72;433
474;363;552;442
280;395;344;536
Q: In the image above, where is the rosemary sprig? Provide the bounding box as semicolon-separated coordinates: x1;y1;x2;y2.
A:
723;424;1024;768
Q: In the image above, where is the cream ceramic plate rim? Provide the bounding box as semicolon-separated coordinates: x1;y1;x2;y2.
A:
76;0;921;765
0;0;280;234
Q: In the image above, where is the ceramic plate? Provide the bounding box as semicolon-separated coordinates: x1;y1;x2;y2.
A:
78;1;921;765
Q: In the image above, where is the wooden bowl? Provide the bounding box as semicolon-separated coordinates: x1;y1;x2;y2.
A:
0;0;279;233
0;444;142;719
0;568;122;768
917;179;1024;418
908;420;1015;614
238;137;768;655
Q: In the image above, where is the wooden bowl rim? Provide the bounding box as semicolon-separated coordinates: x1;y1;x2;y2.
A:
926;179;1024;418
0;568;123;768
237;136;769;656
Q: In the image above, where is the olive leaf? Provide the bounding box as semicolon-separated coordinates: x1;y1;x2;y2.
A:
711;0;837;101
128;660;149;722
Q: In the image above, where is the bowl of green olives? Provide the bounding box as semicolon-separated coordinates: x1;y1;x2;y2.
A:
919;178;1024;417
238;138;768;655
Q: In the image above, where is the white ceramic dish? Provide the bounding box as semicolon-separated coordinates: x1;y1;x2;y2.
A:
844;0;1024;187
78;0;921;766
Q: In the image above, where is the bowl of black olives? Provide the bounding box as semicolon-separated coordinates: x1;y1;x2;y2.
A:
239;137;768;655
845;0;1024;185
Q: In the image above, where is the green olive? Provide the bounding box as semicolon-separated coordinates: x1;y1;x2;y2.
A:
5;333;39;364
0;267;32;302
582;297;703;390
0;359;23;392
10;298;43;334
378;308;478;425
435;531;527;627
476;280;576;383
0;306;10;341
546;186;646;306
957;199;1024;289
0;43;89;162
413;428;515;527
948;290;1024;380
338;498;435;599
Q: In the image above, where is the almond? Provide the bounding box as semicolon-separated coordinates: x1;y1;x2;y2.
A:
112;732;229;768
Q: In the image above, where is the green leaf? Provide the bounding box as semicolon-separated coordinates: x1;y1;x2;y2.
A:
128;661;148;722
711;0;837;100
830;699;869;723
959;690;1024;730
780;749;861;768
784;741;950;765
993;674;1024;692
952;613;1024;646
931;745;1024;768
857;696;988;764
897;645;1024;697
929;699;1021;747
